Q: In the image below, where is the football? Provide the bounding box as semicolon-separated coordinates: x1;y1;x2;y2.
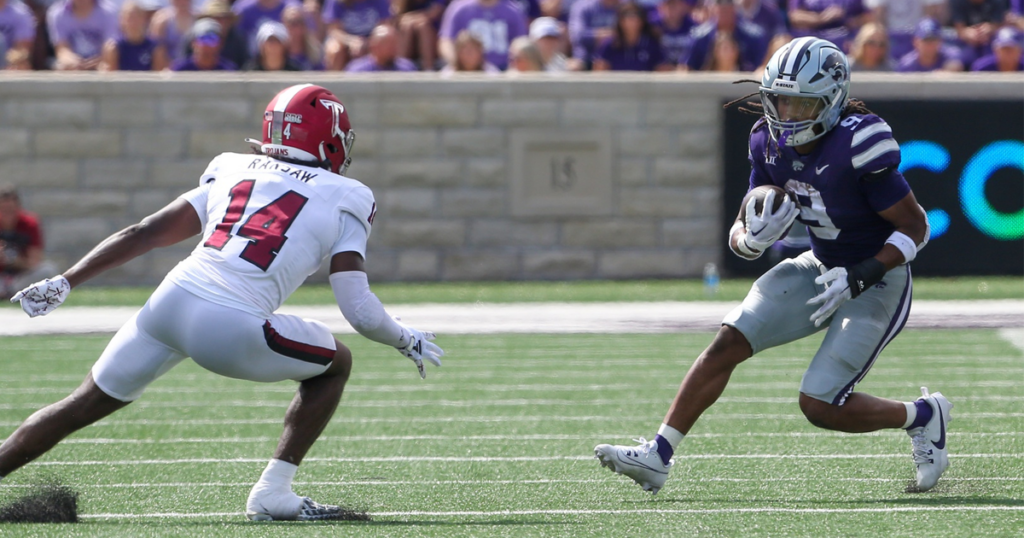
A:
738;184;791;224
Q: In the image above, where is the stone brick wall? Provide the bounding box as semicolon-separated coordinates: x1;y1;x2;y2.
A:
0;73;1019;284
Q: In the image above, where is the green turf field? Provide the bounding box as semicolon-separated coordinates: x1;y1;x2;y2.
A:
1;329;1022;536
0;276;1016;308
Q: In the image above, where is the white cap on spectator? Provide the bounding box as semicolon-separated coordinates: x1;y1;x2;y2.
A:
529;17;561;40
256;21;289;48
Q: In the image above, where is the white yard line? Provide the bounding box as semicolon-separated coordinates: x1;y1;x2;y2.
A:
27;453;1024;466
2;300;1022;336
78;506;1024;519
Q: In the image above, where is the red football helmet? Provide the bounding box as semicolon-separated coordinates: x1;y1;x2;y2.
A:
252;84;356;175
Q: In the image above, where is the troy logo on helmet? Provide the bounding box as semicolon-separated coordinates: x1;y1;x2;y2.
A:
319;99;347;140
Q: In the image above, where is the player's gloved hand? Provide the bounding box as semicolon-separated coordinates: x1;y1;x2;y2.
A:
743;190;799;253
806;267;852;327
11;275;71;318
394;319;444;379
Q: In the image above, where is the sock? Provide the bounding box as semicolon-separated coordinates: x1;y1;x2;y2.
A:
904;399;933;431
257;459;298;491
654;424;685;466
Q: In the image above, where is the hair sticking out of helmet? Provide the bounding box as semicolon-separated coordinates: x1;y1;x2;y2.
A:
757;37;851;147
248;84;357;175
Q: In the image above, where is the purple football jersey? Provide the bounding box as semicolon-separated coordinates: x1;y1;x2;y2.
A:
0;0;36;49
439;0;527;70
322;0;391;36
594;34;666;70
46;0;118;59
233;0;299;51
345;54;418;70
116;35;158;70
747;113;910;268
567;0;617;62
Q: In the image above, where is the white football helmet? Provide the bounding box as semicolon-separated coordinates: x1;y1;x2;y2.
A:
760;37;850;147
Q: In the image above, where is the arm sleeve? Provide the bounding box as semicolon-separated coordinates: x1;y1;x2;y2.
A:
178;183;213;229
330;271;409;347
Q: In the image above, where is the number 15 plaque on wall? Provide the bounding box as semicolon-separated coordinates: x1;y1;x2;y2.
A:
509;129;613;217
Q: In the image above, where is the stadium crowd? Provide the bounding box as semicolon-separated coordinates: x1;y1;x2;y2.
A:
0;0;1021;72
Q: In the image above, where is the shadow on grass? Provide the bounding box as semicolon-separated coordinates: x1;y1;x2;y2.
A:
78;519;574;528
624;495;1024;508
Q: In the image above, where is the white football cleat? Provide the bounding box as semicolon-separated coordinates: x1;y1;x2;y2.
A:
594;437;672;494
907;387;953;492
246;485;344;521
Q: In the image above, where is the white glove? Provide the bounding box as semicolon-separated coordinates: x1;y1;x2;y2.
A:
394;319;444;379
743;190;799;253
11;275;71;318
806;267;851;327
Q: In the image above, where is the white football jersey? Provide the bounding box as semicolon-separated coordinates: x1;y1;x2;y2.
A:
166;152;376;318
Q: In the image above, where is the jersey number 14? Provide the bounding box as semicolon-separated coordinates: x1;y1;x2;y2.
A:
204;180;309;271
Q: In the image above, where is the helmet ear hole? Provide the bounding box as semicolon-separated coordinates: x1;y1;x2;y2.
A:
326;143;339;154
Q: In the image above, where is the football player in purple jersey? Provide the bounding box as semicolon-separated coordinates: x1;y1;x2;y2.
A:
596;37;953;496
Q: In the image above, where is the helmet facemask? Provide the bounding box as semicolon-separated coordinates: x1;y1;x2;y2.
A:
760;90;832;147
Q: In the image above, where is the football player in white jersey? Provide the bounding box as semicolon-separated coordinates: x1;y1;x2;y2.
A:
0;84;444;521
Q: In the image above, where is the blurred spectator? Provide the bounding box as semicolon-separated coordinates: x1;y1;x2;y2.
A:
232;0;297;55
282;3;321;68
47;0;118;70
567;0;618;68
1008;0;1023;28
788;0;872;52
322;0;391;69
737;0;785;42
100;1;167;70
510;0;542;21
593;1;670;69
971;23;1023;69
685;0;763;72
149;0;192;63
507;33;544;68
655;0;696;69
897;17;964;71
5;44;32;67
951;0;1008;65
244;19;303;68
756;30;789;70
195;0;248;67
706;28;744;69
849;21;895;70
864;0;945;60
529;15;575;69
440;27;501;71
392;0;444;70
0;185;56;302
439;0;527;70
346;22;418;69
0;0;37;58
170;16;237;68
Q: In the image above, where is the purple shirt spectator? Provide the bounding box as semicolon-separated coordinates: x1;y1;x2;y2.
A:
896;45;961;71
321;0;390;36
0;0;36;51
684;18;764;71
170;55;237;69
970;25;1023;70
950;0;1008;27
47;0;118;60
788;0;866;51
510;0;541;19
740;0;786;39
345;54;418;70
657;15;695;65
970;53;1024;70
594;33;665;69
233;0;299;52
115;34;158;70
439;0;528;70
568;0;618;64
864;0;944;60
